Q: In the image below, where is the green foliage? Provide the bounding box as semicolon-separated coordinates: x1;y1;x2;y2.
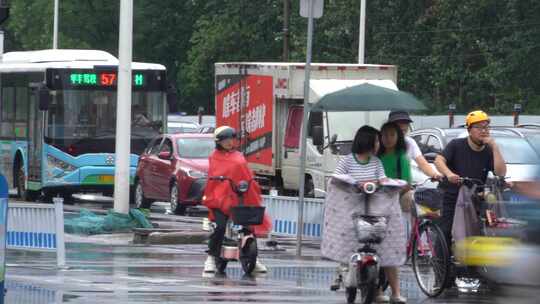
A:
5;0;540;115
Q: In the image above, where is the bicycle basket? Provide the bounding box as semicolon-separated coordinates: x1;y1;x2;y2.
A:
414;188;442;218
351;213;388;243
231;206;265;226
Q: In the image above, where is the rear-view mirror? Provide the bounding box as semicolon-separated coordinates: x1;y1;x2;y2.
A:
158;151;172;160
38;85;50;111
330;134;338;145
312;126;324;146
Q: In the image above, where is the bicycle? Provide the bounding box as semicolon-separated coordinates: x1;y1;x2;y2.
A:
437;174;522;292
407;178;450;298
208;176;265;275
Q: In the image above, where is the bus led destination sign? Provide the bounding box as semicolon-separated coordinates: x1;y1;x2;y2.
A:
69;72;145;87
47;68;167;91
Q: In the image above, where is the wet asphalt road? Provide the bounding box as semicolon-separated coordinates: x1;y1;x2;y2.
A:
6;240;534;304
4;195;539;303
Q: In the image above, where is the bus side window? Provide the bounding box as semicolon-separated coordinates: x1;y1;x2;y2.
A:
0;87;15;137
15;87;28;138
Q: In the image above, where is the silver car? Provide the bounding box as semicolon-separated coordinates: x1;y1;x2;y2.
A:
410;127;540;201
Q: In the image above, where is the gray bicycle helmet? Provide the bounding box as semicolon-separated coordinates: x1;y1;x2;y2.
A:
214;126;237;142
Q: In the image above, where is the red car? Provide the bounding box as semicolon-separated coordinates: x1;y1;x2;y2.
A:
134;133;214;214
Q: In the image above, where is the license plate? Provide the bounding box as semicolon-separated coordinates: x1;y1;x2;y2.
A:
99;175;114;183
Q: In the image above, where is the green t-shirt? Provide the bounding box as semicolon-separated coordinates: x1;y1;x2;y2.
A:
379;150;412;183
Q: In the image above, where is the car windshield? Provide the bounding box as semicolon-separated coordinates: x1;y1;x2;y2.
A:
177;138;214;158
525;134;540;156
495;137;540;164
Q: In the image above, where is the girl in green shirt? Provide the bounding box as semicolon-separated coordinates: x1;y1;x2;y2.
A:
378;122;412;183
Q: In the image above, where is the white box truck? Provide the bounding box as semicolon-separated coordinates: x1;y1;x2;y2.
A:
215;62;398;197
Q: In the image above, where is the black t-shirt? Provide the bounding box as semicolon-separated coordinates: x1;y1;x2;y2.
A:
441;137;494;194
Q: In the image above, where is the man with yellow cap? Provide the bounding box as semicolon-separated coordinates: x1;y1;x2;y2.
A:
434;110;506;287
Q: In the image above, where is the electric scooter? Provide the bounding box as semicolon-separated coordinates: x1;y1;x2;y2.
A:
209;176;265;275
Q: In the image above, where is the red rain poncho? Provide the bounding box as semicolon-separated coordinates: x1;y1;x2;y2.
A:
202;149;272;237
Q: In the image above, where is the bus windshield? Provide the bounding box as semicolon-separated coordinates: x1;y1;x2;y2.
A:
45;90;164;155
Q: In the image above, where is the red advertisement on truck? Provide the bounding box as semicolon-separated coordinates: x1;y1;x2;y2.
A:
215;75;273;172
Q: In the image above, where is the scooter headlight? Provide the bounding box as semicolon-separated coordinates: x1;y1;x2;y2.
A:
363;182;377;194
237;180;249;193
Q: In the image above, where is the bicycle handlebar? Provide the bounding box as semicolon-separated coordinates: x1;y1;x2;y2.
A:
208;176;254;194
411;177;438;189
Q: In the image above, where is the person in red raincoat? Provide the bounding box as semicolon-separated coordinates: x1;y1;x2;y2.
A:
202;126;271;274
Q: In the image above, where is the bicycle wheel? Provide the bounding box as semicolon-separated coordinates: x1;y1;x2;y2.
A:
411;221;450;297
240;239;257;275
345;287;357;304
359;264;378;304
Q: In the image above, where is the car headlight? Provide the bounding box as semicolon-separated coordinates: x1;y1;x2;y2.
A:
47;155;77;173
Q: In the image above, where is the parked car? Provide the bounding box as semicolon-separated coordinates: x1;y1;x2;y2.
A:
410;127;540;201
134;133;214;214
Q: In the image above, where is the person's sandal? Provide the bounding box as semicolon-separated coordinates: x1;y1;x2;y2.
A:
390;295;407;304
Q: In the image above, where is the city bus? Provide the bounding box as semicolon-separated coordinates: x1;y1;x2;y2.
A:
0;49;173;201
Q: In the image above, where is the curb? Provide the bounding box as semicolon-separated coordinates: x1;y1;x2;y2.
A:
133;228;209;245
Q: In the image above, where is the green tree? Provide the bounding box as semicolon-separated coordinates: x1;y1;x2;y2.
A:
180;0;282;113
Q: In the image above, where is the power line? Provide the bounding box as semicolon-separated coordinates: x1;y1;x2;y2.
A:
314;41;540;61
376;21;540;35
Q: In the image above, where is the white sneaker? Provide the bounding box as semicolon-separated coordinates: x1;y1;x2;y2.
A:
203;255;216;273
254;260;268;273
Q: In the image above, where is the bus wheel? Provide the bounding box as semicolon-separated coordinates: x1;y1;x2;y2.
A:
16;165;39;202
59;191;74;204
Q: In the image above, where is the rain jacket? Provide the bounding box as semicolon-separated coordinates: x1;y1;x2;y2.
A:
202;149;272;236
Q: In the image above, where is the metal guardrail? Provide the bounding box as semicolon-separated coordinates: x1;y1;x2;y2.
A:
7;198;65;267
5;281;61;304
263;195;415;242
262;195;324;239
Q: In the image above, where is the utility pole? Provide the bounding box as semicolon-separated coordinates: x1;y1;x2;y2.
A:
283;0;290;61
297;0;323;257
114;0;133;214
358;0;366;64
53;0;59;49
